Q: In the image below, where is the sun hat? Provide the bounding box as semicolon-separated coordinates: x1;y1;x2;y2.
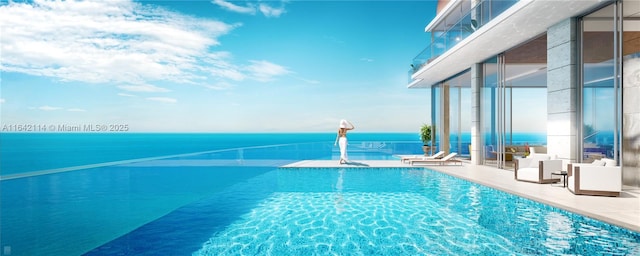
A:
339;119;348;128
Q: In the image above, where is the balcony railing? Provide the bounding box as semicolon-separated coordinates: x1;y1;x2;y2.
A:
409;0;518;79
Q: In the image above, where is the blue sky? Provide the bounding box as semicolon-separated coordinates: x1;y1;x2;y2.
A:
0;0;436;132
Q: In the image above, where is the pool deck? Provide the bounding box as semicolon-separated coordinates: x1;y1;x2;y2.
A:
282;159;640;233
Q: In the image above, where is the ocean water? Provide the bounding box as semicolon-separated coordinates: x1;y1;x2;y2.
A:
0;132;555;176
0;132;422;176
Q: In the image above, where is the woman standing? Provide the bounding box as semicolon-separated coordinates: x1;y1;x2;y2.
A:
334;119;355;164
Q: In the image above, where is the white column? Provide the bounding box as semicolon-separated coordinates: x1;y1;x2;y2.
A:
547;18;578;165
622;56;640;186
471;63;482;165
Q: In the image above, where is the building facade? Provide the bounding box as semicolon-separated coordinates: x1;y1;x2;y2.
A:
409;0;640;187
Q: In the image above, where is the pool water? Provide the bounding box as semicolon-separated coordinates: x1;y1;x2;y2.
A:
2;139;639;255
87;167;640;255
1;141;409;256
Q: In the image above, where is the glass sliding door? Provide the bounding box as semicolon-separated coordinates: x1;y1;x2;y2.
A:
504;33;549;162
430;85;441;154
482;34;548;169
482;57;500;167
447;70;471;158
580;3;621;163
496;54;508;169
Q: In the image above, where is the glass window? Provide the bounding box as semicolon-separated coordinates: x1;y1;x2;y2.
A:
431;85;441;153
482;57;498;165
481;34;548;169
447;70;471;158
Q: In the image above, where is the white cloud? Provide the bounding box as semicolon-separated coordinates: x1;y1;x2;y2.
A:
118;84;170;92
258;3;286;18
245;60;291;82
211;0;286;17
296;77;321;85
147;97;177;103
0;98;5;103
0;0;239;86
360;58;374;62
0;0;291;97
211;0;256;15
205;82;235;90
38;105;62;111
210;68;245;81
118;93;136;97
67;108;87;112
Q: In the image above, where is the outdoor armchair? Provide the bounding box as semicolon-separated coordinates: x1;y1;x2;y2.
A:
514;154;562;183
567;159;621;197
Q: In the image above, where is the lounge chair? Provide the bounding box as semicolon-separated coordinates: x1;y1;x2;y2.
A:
409;152;461;166
399;151;445;163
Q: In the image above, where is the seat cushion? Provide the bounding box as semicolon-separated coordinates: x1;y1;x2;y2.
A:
517;167;540;182
602;158;617;167
567;176;575;190
591;159;605;166
528;155;550;168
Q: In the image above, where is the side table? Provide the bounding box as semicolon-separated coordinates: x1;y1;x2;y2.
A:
551;171;568;187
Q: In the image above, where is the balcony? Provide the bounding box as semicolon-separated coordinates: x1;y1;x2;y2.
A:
408;0;606;88
410;0;518;77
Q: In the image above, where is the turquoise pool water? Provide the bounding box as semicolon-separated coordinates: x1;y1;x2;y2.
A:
0;141;412;255
2;139;639;255
88;167;640;255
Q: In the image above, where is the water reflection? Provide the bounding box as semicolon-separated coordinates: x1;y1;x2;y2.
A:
334;169;345;214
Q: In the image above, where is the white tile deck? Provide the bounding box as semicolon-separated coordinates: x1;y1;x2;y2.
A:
281;160;640;233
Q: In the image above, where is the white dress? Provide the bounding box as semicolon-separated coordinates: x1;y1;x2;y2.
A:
339;136;348;161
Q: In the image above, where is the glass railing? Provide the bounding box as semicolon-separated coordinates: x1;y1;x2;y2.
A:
409;0;519;80
175;140;425;162
0;140;426;180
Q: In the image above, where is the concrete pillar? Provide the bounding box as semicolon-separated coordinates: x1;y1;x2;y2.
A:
547;18;578;165
471;63;483;165
622;57;640;187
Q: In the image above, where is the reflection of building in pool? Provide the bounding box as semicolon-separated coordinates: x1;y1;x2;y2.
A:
408;0;640;187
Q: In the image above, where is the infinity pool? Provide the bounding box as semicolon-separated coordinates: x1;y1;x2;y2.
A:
2;139;639;255
86;167;640;255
